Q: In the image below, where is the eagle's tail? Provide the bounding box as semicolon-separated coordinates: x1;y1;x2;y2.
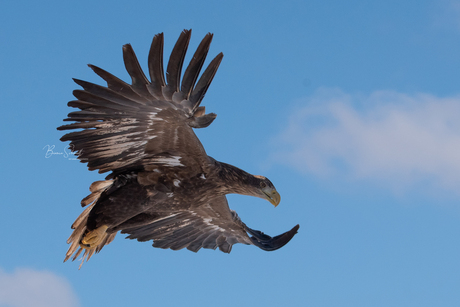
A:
64;180;116;269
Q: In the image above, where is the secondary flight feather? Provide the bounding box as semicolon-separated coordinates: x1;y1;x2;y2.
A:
58;30;299;267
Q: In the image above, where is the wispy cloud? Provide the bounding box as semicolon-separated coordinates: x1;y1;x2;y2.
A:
0;267;80;307
271;88;460;193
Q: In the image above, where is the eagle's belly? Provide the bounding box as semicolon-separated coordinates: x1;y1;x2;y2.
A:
89;173;218;232
87;180;158;231
145;175;219;212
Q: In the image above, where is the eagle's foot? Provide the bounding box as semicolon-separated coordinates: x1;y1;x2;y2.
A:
79;225;108;249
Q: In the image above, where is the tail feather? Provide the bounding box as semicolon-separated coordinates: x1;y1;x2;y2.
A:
65;180;116;269
81;180;112;207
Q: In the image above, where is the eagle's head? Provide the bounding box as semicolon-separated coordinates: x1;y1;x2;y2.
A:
253;175;281;207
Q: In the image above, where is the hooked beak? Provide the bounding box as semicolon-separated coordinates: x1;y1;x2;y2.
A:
263;188;281;207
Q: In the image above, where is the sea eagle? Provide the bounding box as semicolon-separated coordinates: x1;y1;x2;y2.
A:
59;30;299;267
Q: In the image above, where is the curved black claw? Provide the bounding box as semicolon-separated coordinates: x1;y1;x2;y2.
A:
245;224;300;251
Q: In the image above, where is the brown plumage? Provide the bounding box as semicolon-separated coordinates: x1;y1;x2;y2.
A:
58;30;299;268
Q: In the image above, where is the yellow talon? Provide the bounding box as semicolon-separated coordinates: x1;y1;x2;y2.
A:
80;225;108;249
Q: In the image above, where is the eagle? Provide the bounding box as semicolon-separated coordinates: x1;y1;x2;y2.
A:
59;30;299;267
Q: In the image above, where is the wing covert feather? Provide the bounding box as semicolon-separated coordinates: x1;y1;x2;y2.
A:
121;196;252;253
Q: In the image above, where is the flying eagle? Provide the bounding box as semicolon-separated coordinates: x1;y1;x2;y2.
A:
59;30;299;267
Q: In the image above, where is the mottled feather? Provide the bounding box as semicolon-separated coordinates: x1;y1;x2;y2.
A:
60;30;299;268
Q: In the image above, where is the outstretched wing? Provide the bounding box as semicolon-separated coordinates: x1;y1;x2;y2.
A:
121;196;299;253
58;30;223;176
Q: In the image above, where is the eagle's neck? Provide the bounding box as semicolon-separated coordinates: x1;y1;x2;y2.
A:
214;161;259;197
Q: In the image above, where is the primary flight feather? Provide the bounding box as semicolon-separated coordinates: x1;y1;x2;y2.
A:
59;30;299;267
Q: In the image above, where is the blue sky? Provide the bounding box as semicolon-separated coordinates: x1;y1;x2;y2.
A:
1;0;460;306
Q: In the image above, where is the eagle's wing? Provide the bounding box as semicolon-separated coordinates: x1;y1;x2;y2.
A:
121;196;299;253
58;30;223;176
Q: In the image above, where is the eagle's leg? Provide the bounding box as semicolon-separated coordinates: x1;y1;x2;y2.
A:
80;225;108;249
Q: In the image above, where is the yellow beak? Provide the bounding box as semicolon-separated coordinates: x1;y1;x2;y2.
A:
263;188;281;207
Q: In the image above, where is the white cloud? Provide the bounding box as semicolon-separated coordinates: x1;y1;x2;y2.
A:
0;267;80;307
272;88;460;193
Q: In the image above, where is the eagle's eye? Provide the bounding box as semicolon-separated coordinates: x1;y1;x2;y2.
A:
260;181;267;188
